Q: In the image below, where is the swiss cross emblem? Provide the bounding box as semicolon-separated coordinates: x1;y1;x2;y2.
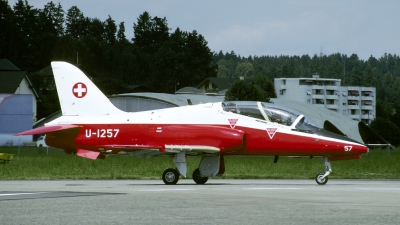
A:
228;119;238;129
266;128;277;139
72;82;87;98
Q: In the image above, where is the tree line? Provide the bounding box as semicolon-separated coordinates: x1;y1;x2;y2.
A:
0;0;217;118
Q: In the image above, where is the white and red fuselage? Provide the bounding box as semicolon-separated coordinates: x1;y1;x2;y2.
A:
41;101;367;160
15;62;368;185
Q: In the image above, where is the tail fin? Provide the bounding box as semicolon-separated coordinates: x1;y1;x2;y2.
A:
51;62;123;116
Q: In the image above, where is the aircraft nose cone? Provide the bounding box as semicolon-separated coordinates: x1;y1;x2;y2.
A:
351;143;369;155
316;129;369;156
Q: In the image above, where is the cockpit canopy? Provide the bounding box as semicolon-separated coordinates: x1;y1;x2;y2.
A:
222;101;321;132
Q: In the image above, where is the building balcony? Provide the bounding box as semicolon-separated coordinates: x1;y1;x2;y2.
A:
361;114;372;119
347;95;360;100
361;105;373;110
312;94;324;99
325;85;338;90
311;85;324;89
325;95;338;100
347;105;360;109
349;114;360;120
361;96;374;101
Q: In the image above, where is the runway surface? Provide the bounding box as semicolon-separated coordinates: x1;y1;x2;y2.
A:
0;179;399;225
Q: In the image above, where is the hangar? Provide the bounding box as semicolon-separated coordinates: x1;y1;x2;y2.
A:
0;60;39;146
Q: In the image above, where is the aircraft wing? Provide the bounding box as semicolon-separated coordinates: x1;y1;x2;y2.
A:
102;144;219;153
14;125;81;136
103;144;220;156
76;144;222;159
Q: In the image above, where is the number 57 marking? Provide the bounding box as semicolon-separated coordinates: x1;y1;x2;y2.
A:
344;146;352;151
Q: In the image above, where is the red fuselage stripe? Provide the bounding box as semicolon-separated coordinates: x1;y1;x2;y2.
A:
46;124;368;157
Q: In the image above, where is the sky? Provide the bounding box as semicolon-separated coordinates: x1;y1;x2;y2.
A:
7;0;400;60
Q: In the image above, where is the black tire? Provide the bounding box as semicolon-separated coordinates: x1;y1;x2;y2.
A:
162;168;179;185
315;172;328;185
192;168;208;184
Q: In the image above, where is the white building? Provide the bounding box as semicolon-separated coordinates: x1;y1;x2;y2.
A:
274;75;376;124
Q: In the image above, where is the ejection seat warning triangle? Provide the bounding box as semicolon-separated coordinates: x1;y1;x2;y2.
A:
228;119;238;129
266;128;277;139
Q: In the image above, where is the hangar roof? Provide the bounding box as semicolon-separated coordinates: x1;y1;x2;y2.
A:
0;71;26;94
111;93;225;106
0;59;20;71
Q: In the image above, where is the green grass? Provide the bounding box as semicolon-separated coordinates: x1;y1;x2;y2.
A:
0;146;399;180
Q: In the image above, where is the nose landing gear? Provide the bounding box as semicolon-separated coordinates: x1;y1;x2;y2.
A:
315;157;332;185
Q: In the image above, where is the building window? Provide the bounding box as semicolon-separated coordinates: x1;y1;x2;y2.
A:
348;90;359;96
362;91;374;97
326;99;334;105
348;100;359;105
326;90;334;95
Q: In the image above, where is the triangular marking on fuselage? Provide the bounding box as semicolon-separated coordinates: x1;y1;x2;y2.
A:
266;128;277;139
228;119;238;129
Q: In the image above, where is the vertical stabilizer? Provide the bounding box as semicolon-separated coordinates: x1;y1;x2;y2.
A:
51;62;122;116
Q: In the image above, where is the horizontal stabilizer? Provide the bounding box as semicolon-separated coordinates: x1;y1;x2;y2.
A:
76;149;100;160
14;125;80;136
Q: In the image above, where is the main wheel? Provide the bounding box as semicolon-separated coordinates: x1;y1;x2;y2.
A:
315;172;328;185
192;168;208;184
162;168;179;185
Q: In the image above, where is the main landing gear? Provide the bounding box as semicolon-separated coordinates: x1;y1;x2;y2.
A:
162;168;180;185
192;168;209;184
315;157;332;185
161;152;222;185
161;167;209;185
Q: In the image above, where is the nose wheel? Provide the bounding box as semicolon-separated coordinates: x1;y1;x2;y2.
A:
315;172;328;185
315;157;332;185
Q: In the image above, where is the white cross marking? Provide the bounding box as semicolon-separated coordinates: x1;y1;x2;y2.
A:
73;83;87;97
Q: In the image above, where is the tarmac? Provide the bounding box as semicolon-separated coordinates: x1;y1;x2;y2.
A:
1;179;399;225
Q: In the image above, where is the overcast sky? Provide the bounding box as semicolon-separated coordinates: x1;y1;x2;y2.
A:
8;0;400;60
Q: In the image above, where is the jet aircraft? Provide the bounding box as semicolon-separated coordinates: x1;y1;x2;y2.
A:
16;62;368;185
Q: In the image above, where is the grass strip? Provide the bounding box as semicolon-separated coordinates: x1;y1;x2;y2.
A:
0;147;399;180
